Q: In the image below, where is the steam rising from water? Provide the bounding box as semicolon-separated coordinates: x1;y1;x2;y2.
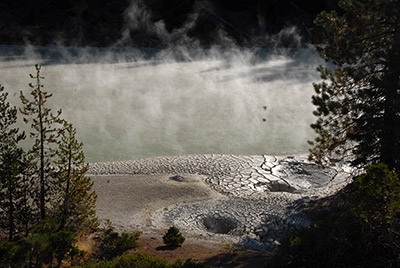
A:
0;46;323;162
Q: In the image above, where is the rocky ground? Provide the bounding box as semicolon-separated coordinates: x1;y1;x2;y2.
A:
88;154;352;251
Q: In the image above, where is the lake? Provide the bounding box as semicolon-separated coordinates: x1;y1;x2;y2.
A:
0;45;324;162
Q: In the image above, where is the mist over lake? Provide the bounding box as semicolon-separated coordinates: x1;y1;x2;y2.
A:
0;45;323;162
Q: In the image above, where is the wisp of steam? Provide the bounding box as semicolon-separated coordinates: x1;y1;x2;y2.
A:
0;45;323;162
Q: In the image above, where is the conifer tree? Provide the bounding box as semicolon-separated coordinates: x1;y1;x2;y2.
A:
162;226;185;246
309;0;400;172
53;122;98;233
20;65;63;220
0;85;27;241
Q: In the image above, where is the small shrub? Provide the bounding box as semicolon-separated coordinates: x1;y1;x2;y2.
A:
96;224;141;260
23;220;81;267
0;219;85;267
0;240;27;268
72;252;207;268
162;226;185;247
351;163;400;226
171;258;208;268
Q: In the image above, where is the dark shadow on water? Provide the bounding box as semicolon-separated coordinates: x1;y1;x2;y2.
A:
199;63;231;73
0;55;27;61
218;61;317;84
0;63;40;69
116;60;164;69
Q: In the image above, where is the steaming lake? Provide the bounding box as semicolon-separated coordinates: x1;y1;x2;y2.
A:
0;46;324;162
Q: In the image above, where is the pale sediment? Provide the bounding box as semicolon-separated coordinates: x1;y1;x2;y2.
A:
88;154;352;250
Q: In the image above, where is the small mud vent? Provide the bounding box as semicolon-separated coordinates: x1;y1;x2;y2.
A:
202;215;239;235
169;175;189;182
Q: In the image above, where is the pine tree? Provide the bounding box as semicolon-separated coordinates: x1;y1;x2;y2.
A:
162;226;185;246
53;122;97;233
20;64;63;220
0;85;27;241
309;0;400;172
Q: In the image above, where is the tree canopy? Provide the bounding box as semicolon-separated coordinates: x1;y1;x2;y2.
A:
309;0;400;172
20;65;63;220
1;66;98;267
0;85;27;241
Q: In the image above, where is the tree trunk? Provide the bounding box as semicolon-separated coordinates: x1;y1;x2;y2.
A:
59;126;72;231
38;67;46;220
7;172;14;241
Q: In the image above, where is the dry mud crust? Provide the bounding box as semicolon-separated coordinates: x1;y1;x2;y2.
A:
89;154;352;250
91;174;223;233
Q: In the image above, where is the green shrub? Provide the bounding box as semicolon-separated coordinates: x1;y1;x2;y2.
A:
25;220;81;267
0;240;27;268
72;252;206;268
115;252;169;268
264;214;363;268
352;163;400;226
162;226;185;247
0;220;83;268
351;164;400;263
170;258;207;268
96;225;141;260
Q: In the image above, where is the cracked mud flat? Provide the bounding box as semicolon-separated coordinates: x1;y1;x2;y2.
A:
88;154;352;250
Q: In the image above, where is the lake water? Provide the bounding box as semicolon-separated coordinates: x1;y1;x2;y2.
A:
0;45;323;162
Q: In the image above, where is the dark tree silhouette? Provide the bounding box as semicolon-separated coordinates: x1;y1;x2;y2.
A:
309;0;400;172
20;65;63;220
0;85;27;241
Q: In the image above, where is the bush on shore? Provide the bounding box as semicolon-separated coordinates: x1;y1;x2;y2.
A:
95;222;142;261
73;251;206;268
162;226;185;247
